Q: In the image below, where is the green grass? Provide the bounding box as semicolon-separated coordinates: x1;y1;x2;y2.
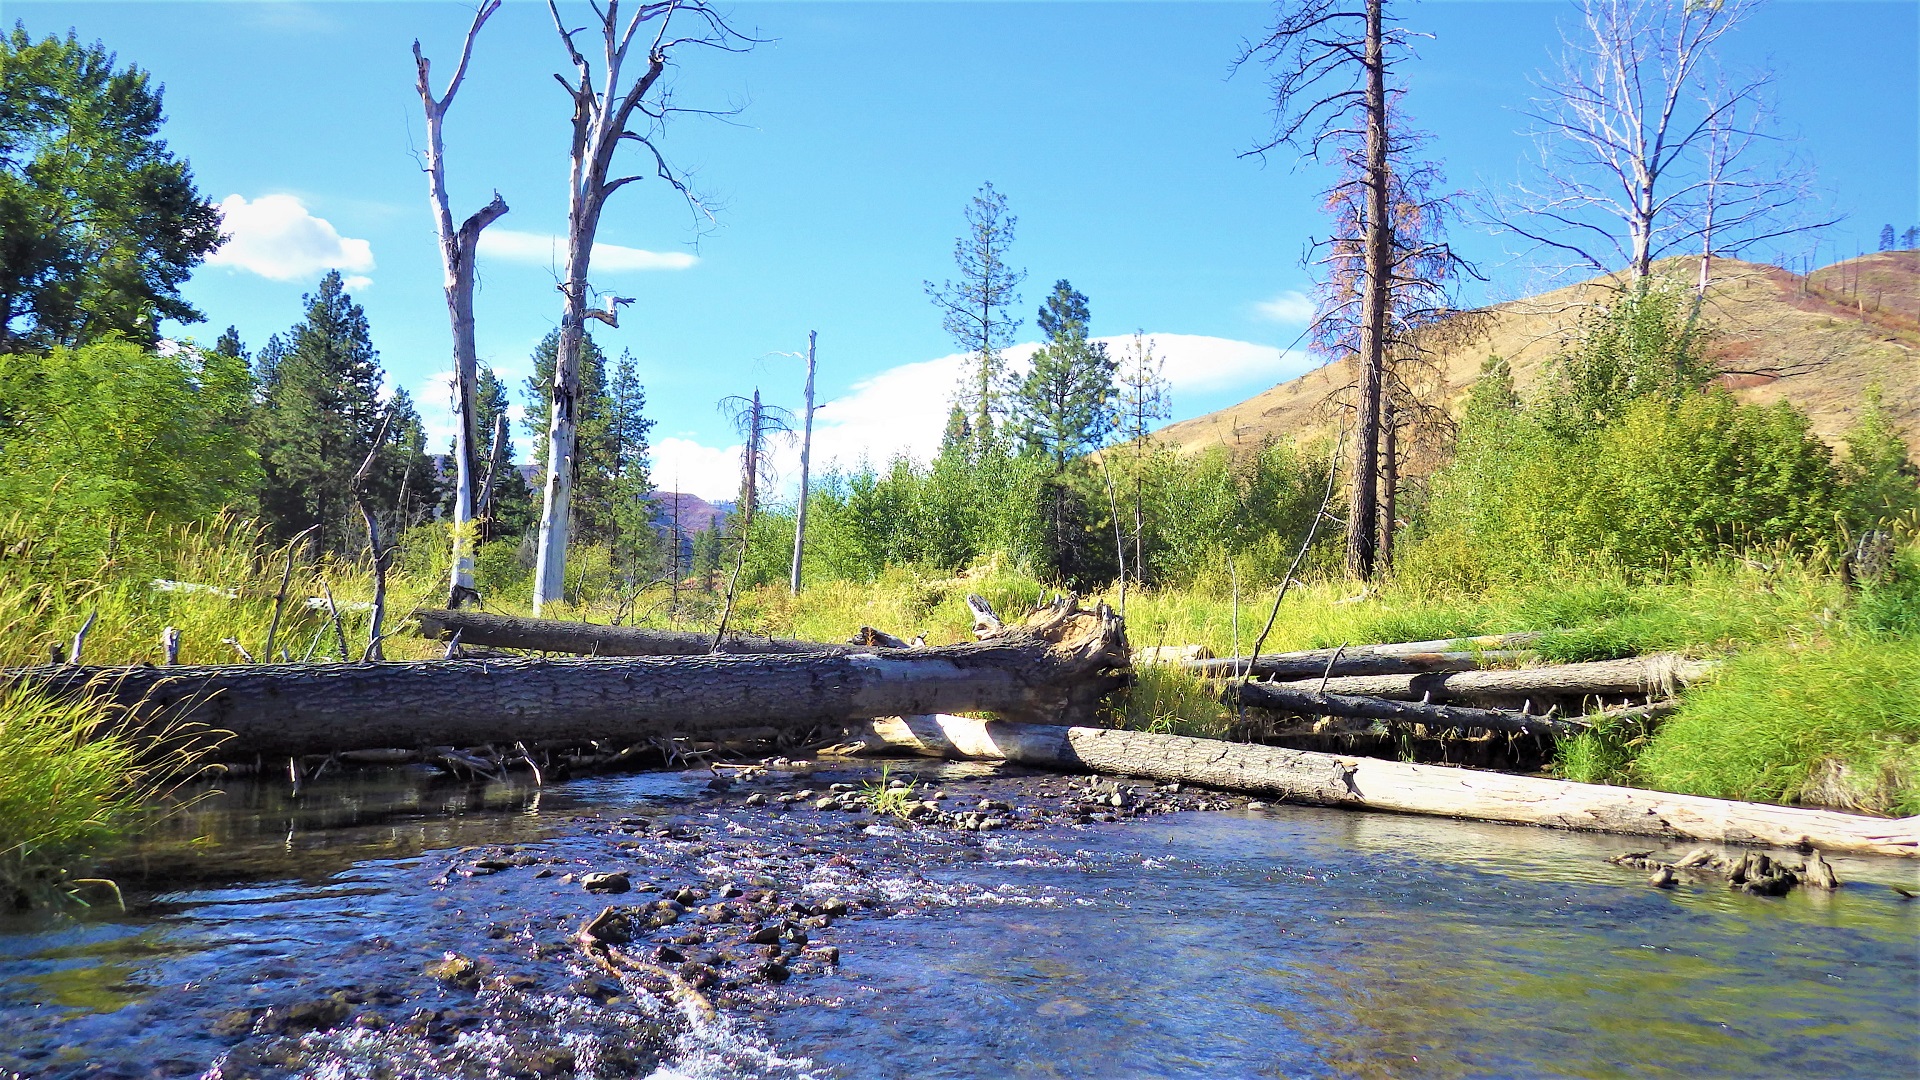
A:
0;687;188;908
1630;636;1920;815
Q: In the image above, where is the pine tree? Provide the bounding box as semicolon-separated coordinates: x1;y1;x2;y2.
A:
607;351;659;581
256;271;391;552
1904;227;1919;250
470;365;534;539
1114;332;1170;582
1011;281;1116;469
1010;281;1117;586
925;182;1025;450
525;327;616;539
384;386;443;535
1880;225;1898;252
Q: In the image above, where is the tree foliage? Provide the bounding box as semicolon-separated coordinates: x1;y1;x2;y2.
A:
0;23;222;352
0;337;257;549
926;182;1025;450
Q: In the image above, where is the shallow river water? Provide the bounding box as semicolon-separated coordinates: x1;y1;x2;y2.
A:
2;763;1916;1079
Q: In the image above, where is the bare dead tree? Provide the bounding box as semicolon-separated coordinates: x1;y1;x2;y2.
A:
350;407;398;661
1488;0;1828;287
718;388;794;528
1114;332;1170;584
1240;0;1438;580
531;0;755;613
415;1;509;609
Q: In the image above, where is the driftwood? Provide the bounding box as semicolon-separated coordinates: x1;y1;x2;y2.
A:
1228;680;1577;737
11;599;1128;760
414;608;865;657
837;714;1920;858
1186;632;1543;679
1264;654;1716;704
1189;649;1529;680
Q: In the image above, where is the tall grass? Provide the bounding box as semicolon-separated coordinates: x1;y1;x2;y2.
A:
0;687;199;908
1629;637;1920;815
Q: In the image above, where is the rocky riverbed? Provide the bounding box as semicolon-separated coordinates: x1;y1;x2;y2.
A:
3;757;1915;1079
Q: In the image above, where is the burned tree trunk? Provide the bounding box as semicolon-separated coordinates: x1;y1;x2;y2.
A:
12;600;1128;760
1184;633;1542;679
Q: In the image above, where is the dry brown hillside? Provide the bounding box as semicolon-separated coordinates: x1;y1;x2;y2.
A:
1158;254;1920;458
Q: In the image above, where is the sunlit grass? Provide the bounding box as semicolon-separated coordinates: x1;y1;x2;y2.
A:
0;686;214;908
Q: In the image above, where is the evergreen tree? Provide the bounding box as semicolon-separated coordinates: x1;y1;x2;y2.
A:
470;365;534;539
1010;281;1117;587
925;182;1025;450
256;271;394;552
384;386;443;534
0;25;223;351
1011;281;1116;469
524;327;617;539
607;351;659;580
1880;225;1898;252
211;325;247;363
1904;227;1920;250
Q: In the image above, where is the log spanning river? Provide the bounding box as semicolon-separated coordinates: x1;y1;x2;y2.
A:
2;761;1916;1079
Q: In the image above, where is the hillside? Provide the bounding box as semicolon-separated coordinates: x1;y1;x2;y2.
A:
1158;254;1920;458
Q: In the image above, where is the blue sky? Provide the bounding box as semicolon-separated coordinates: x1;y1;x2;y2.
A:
17;1;1918;499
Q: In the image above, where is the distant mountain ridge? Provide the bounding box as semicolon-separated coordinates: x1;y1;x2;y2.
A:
1155;253;1920;459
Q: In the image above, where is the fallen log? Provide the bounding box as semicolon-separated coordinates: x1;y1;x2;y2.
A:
838;714;1920;858
8;599;1129;760
413;607;863;657
1228;679;1578;737
1188;649;1530;680
1264;654;1716;704
1185;633;1542;679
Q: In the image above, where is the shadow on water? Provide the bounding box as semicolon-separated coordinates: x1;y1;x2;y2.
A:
0;763;1915;1079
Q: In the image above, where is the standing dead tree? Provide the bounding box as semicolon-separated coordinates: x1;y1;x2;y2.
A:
1488;0;1827;287
1241;0;1429;581
414;0;509;609
1308;141;1474;572
718;388;794;528
531;0;754;613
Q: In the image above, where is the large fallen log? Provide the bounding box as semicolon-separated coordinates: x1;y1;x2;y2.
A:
1228;679;1578;736
8;599;1129;760
414;608;864;657
1264;654;1716;704
1188;648;1530;680
840;714;1920;858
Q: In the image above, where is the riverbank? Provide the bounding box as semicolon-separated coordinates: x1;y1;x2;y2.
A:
4;760;1915;1079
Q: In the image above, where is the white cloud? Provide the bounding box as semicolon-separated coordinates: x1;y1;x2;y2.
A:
1119;333;1316;395
593;334;1310;504
478;229;698;272
343;275;374;292
653;436;745;503
204;193;374;281
1253;290;1316;324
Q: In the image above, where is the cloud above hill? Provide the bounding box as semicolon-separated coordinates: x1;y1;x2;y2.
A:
204;193;374;284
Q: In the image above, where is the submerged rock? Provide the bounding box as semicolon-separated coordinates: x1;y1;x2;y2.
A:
582;871;631;894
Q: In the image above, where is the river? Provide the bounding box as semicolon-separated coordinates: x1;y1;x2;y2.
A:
2;762;1915;1079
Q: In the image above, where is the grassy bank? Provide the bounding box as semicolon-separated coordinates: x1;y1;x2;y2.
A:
2;514;1914;903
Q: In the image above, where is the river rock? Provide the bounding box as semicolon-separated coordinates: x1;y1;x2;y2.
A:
425;954;482;990
582;871;631;894
256;996;351;1035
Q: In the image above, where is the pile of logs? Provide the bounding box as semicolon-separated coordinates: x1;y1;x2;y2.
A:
1165;635;1715;741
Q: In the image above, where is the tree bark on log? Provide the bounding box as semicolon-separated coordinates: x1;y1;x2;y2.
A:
1185;633;1542;679
1228;680;1577;737
840;715;1920;858
12;600;1127;759
413;608;866;657
1264;654;1716;703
